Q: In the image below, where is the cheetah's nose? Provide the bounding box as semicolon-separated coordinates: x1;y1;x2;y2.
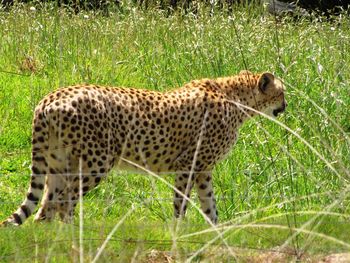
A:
273;100;287;117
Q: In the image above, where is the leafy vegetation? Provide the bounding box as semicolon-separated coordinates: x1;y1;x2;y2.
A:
0;2;349;261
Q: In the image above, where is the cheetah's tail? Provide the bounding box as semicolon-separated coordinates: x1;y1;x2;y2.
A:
1;112;48;226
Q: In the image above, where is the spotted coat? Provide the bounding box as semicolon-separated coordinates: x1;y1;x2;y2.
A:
1;71;286;226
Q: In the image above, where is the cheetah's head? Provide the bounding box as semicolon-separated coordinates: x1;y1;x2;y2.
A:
255;72;287;118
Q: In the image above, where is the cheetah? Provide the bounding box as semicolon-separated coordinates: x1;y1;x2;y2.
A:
1;70;286;226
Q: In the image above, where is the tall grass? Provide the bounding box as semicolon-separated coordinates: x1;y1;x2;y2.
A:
0;2;349;261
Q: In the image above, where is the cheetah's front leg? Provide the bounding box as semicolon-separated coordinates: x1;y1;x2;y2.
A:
195;172;218;224
173;173;194;219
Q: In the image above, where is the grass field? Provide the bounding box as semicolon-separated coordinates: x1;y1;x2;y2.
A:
0;2;350;261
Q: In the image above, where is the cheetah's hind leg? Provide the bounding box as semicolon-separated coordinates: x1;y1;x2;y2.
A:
55;154;111;223
33;147;74;223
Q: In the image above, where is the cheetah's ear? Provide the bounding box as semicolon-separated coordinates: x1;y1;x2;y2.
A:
258;72;274;94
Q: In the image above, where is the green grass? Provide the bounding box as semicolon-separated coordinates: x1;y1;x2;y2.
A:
0;2;350;261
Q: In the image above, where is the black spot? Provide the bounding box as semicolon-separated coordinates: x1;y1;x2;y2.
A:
27;193;39;204
12;213;22;225
34;156;46;162
34;126;42;132
95;177;101;184
83;177;89;183
48;193;54;200
21;205;30;218
32;147;41;152
83;186;89;193
205;208;211;214
199;184;207;190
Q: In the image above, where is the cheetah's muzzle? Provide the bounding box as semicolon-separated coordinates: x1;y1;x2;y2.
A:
273;101;287;117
